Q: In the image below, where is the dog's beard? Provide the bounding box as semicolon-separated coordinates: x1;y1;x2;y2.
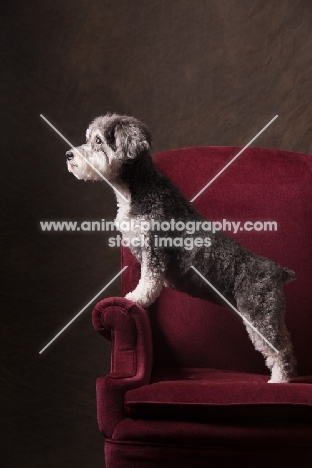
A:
67;145;114;181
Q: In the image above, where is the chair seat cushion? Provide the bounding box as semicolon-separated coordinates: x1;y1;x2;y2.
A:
125;368;312;423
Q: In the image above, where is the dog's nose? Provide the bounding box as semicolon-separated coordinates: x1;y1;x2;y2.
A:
66;150;74;161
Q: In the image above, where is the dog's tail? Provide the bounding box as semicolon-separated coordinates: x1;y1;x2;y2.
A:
282;267;296;283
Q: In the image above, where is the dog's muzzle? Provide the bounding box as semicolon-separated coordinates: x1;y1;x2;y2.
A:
66;150;74;161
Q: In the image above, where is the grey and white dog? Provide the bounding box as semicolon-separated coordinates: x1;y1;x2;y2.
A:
66;113;297;383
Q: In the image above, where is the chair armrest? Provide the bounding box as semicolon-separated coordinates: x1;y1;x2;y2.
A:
92;297;153;438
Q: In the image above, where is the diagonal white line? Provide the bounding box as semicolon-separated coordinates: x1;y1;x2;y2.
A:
40;114;128;202
39;266;128;354
190;266;279;354
190;115;278;202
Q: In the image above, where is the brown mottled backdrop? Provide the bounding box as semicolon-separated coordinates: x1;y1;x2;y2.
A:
1;1;312;466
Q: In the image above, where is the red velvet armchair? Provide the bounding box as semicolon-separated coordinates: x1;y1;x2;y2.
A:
92;147;312;468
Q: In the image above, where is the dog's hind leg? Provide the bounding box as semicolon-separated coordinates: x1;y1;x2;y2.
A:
236;288;297;383
244;320;296;383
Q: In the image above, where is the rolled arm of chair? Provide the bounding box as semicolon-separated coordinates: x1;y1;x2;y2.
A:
92;297;153;438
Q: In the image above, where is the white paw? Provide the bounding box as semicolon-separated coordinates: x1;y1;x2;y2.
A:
268;373;289;383
268;377;289;383
268;363;289;383
125;291;151;308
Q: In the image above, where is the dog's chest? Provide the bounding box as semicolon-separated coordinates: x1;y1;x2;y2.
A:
115;189;140;239
114;190;143;258
115;194;131;229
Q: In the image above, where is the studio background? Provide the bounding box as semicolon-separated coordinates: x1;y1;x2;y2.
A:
1;1;312;467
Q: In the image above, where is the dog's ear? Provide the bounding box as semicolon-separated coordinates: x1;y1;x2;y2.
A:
104;117;151;159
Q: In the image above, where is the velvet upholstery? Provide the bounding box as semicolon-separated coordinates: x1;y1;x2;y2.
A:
92;297;152;438
92;147;312;467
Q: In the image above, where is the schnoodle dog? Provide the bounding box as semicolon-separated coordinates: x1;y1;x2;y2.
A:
66;113;297;383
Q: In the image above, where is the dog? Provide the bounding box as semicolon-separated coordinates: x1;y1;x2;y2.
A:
66;113;297;383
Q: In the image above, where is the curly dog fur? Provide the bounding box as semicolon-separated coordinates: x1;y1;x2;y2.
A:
66;113;297;383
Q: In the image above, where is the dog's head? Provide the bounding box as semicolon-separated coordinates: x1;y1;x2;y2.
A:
66;114;151;181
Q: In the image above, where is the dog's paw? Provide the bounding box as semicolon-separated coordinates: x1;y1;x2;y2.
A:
125;291;151;308
268;373;289;383
268;377;289;383
268;363;290;383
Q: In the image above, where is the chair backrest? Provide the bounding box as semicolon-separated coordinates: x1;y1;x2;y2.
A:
122;146;312;376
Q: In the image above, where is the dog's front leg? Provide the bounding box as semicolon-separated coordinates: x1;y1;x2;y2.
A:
125;247;165;308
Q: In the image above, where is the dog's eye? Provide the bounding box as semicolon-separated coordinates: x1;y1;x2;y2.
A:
95;136;103;145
